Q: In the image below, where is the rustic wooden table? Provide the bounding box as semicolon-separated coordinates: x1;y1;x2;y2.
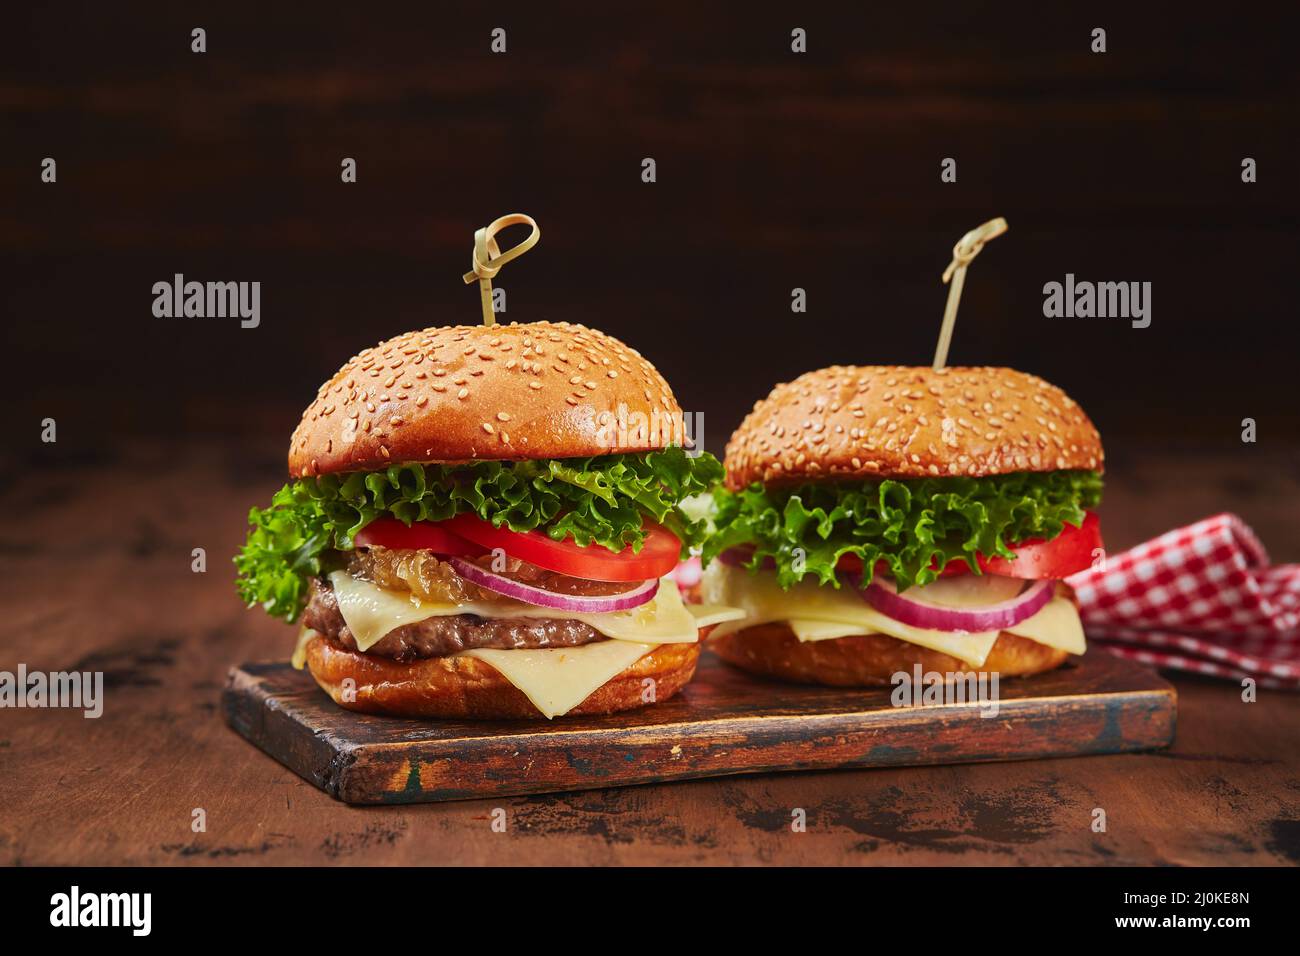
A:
4;441;1298;865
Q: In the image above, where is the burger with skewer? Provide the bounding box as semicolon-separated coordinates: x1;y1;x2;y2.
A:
234;216;739;719
700;364;1103;685
699;218;1103;685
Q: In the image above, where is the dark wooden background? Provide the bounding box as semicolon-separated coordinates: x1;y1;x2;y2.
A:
3;2;1299;456
3;3;1300;866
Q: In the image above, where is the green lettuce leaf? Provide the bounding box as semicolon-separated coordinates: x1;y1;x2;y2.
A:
702;470;1103;592
235;448;723;623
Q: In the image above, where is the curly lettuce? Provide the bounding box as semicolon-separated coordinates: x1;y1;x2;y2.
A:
236;447;723;622
703;470;1102;592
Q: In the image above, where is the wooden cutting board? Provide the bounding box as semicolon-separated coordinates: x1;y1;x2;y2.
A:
223;652;1175;805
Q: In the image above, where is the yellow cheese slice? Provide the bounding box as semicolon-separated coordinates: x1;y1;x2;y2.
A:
791;600;1084;656
786;619;865;642
326;570;718;652
459;640;654;719
701;561;1084;667
685;604;748;629
785;617;1002;666
1005;594;1086;654
290;626;318;670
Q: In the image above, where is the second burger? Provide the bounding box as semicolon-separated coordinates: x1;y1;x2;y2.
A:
701;365;1104;685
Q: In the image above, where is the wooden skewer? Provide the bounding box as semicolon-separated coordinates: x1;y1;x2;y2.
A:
933;217;1008;370
462;214;541;327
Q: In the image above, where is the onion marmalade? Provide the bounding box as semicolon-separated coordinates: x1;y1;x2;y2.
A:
347;548;641;602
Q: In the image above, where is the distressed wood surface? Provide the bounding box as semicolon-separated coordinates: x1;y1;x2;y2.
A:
223;653;1175;805
2;442;1298;864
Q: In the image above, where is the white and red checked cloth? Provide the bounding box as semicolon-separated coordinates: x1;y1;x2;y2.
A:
1067;513;1300;689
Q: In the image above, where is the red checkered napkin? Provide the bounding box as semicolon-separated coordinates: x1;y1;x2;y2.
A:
1067;513;1300;689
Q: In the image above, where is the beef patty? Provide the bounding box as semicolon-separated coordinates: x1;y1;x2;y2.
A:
301;577;607;661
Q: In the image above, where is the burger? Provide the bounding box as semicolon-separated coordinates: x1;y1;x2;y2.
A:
700;365;1103;685
235;321;737;719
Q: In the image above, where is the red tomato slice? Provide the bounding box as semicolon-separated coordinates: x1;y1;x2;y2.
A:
443;513;682;582
973;511;1103;579
353;517;485;556
848;511;1103;581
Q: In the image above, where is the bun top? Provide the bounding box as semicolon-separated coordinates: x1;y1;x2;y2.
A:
289;322;683;478
724;366;1103;490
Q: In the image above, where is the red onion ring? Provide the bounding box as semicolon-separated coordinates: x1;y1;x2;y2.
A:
862;576;1054;632
448;557;659;613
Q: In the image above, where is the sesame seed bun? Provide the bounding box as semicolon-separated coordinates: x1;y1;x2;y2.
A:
303;633;702;719
708;624;1069;686
723;366;1103;490
289;322;684;478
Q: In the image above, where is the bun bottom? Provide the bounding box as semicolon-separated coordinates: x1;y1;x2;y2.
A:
709;623;1069;686
304;634;701;719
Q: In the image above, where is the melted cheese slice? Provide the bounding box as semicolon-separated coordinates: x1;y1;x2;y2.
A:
1004;595;1086;655
291;626;317;670
682;604;748;629
327;570;731;652
459;641;654;719
701;561;1084;668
